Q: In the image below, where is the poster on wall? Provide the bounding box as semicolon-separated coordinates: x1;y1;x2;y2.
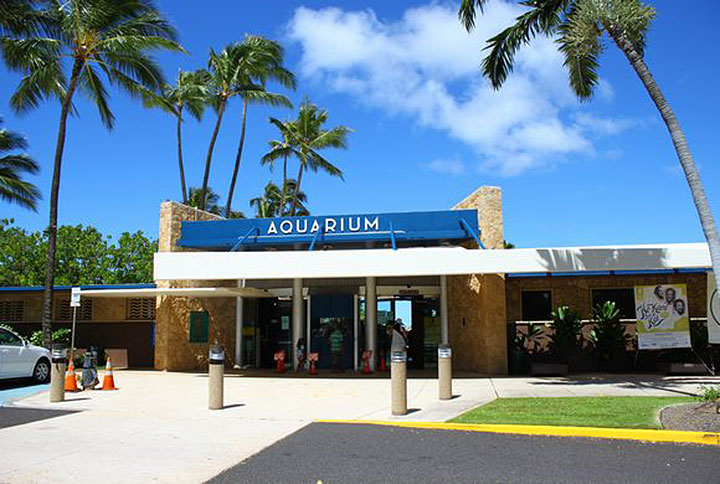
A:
635;284;691;350
707;272;720;344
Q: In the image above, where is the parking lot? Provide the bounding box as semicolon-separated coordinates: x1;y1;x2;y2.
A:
1;371;718;483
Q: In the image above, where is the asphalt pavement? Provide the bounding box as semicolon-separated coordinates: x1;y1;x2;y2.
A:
209;422;720;484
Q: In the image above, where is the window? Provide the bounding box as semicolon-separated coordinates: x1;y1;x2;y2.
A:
0;328;23;346
591;288;636;319
188;311;209;343
127;298;156;320
55;298;92;321
0;300;25;321
521;290;552;321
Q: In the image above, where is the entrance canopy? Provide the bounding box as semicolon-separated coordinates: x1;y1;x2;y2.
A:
154;243;710;281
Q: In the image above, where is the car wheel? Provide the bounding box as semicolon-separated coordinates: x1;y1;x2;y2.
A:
33;359;51;384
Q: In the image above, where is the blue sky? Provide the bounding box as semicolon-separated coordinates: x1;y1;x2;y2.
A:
1;0;719;248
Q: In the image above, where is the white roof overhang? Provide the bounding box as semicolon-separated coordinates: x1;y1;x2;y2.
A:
77;287;274;298
153;243;711;281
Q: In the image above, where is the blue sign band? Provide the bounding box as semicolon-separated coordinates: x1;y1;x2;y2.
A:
177;209;480;250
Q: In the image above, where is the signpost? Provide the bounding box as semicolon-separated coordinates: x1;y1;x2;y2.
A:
70;287;80;359
635;284;691;350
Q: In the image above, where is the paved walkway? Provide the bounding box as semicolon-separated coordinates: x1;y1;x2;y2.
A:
1;371;718;483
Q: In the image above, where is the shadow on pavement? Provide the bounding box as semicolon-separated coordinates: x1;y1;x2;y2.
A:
0;407;78;430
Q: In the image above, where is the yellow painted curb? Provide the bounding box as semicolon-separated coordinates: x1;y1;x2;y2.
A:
316;419;720;446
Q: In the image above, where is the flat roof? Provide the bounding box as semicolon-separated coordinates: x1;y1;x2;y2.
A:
0;283;156;292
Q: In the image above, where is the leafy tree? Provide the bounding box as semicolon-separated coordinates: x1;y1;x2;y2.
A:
0;219;155;286
108;231;156;284
1;0;183;346
0;219;45;286
268;100;351;215
143;69;212;203
223;35;295;218
458;0;720;294
0;119;40;210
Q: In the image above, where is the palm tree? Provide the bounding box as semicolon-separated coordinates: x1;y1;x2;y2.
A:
250;179;309;218
223;35;295;218
0;120;40;210
261;119;296;215
143;69;211;203
199;39;294;213
268;100;351;215
250;181;283;218
188;186;221;215
1;0;182;346
459;0;720;290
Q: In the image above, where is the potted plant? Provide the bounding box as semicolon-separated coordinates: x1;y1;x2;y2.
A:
587;301;632;372
511;323;545;375
531;306;583;376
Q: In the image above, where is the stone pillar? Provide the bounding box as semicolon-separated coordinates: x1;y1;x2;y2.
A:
154;201;237;371
235;280;244;368
448;187;507;375
292;278;304;370
453;186;503;249
440;275;449;345
365;276;377;371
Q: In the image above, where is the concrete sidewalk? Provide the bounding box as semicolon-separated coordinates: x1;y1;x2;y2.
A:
1;371;718;483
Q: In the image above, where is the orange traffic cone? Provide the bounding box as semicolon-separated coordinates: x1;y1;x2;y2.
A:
362;350;372;374
378;353;387;372
308;353;318;375
101;357;118;390
64;359;79;392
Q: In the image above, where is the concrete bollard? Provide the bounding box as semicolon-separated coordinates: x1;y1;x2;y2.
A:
390;350;407;416
49;345;67;403
208;344;225;410
438;345;452;400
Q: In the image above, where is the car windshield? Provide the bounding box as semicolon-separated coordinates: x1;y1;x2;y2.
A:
0;328;23;346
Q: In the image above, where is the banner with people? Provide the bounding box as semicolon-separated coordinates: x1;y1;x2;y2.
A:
707;272;720;344
635;284;691;350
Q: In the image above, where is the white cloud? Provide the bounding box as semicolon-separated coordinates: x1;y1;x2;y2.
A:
287;2;633;175
423;157;466;176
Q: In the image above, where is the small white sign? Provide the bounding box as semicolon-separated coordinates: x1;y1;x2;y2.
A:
707;272;720;344
70;287;81;307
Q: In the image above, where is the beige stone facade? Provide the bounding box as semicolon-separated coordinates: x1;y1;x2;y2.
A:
154;202;237;371
448;187;508;374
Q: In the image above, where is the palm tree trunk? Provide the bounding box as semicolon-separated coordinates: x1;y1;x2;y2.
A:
225;98;247;218
41;58;84;348
280;155;288;216
290;162;304;216
176;105;188;203
610;29;720;289
200;97;226;211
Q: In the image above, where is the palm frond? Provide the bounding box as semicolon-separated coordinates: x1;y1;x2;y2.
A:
458;0;489;32
482;0;569;89
80;63;115;128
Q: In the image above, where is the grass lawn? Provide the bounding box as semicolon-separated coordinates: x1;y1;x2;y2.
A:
450;397;693;429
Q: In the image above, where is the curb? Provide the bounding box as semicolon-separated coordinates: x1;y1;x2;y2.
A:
316;419;720;446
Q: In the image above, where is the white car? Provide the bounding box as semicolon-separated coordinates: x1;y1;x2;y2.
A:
0;327;51;383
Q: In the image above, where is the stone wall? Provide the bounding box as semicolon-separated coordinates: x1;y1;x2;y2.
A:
154;201;237;371
448;186;508;374
453;186;504;249
506;272;707;321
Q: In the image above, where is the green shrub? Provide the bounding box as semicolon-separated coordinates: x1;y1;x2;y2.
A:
548;306;584;362
29;328;71;348
696;385;720;403
588;301;632;362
